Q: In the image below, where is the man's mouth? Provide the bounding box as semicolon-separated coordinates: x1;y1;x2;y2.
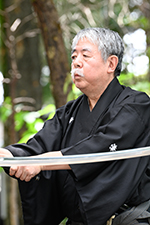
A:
71;69;84;79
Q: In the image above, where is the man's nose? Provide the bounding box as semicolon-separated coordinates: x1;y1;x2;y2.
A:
73;56;83;68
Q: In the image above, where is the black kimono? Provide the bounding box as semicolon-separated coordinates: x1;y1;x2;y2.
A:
5;77;150;225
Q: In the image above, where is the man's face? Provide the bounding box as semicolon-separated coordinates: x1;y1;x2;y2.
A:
71;38;113;96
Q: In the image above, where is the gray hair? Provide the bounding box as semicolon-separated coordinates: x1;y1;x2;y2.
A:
71;27;124;76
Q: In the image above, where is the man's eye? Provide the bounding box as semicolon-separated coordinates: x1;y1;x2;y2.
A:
83;54;89;58
71;55;76;60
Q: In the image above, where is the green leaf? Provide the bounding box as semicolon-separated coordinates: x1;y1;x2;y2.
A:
18;133;35;144
38;104;56;117
15;111;28;131
0;97;12;122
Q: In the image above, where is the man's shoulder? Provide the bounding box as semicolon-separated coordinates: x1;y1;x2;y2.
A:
117;85;150;105
116;86;150;126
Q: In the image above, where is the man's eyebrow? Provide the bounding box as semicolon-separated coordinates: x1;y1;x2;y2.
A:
71;48;92;55
71;49;76;54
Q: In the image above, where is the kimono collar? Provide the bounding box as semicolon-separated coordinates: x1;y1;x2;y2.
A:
86;77;123;113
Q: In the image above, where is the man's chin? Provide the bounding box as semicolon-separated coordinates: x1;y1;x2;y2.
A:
74;82;85;93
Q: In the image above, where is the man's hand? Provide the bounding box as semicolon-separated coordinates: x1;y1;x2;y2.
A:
0;148;13;157
9;165;42;182
0;148;41;182
1;149;70;181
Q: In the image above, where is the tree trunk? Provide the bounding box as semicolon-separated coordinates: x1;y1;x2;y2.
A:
32;0;71;108
2;0;43;224
15;0;42;111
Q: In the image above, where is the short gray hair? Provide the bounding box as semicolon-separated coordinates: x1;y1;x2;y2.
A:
71;27;124;76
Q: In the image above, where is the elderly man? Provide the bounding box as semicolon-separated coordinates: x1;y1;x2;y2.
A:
0;28;150;225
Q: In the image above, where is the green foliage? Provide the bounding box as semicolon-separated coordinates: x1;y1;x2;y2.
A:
60;218;68;225
114;3;122;16
119;73;150;95
67;83;82;101
118;73;136;86
138;16;149;30
131;81;150;95
18;104;56;143
1;98;56;144
0;97;12;122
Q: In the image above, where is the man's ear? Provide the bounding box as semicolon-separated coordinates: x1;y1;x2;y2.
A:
107;55;118;73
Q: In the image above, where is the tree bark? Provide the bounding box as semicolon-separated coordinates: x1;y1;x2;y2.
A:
2;1;43;224
32;0;71;108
